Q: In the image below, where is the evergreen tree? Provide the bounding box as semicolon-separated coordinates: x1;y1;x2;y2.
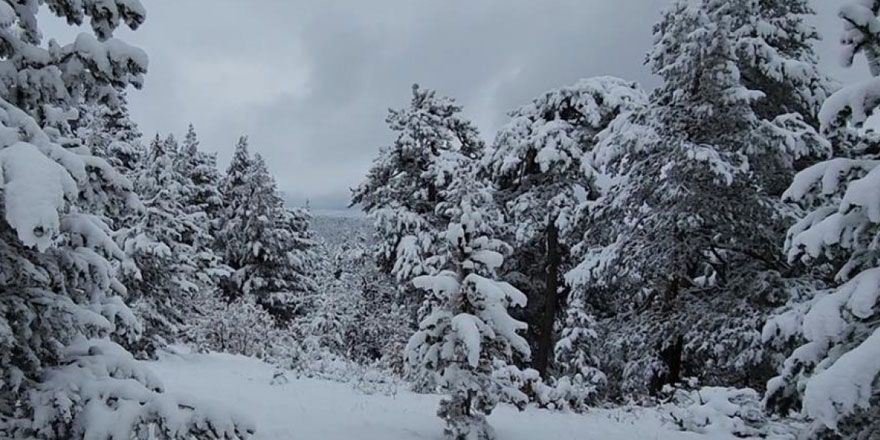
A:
552;296;607;407
726;0;833;194
763;2;880;437
0;2;251;438
75;96;146;230
351;84;485;283
77;94;144;176
405;195;530;440
117;134;207;355
730;0;831;126
840;0;880;76
219;137;316;322
485;76;646;377
174;124;227;286
566;0;826;398
177;124;224;225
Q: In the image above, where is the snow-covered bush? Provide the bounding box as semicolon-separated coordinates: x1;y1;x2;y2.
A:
279;224;411;379
184;291;283;360
22;338;255;439
493;364;604;412
665;386;772;438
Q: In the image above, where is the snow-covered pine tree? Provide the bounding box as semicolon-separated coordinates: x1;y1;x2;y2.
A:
0;2;252;438
405;191;530;440
115;134;208;355
351;84;485;284
485;77;647;378
162;133;178;157
567;0;815;398
75;97;146;234
177;124;201;175
218;137;316;322
725;0;833;195
763;2;880;437
177;124;224;225
77;93;145;177
217;136;253;297
552;296;607;408
173;124;228;289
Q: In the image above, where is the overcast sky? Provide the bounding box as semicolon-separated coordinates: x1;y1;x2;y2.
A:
45;1;873;209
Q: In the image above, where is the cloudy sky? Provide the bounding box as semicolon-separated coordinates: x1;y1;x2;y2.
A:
47;1;873;209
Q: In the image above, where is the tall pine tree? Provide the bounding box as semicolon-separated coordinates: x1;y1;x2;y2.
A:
485;76;646;377
218;137;316;323
566;0;828;398
351;84;485;283
116;134;211;355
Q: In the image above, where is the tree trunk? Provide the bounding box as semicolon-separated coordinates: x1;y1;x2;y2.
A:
651;334;684;395
533;218;560;377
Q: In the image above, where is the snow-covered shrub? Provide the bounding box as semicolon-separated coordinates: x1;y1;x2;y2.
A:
184;292;283;360
280;229;410;383
283;336;355;380
493;364;602;412
265;323;402;395
666;386;767;437
352;366;402;396
21;338;255;439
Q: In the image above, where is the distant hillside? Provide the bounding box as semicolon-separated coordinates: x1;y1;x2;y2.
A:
310;209;373;248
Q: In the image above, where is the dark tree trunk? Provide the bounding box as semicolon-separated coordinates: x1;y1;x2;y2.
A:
533;218;560;377
650;277;685;394
651;334;684;395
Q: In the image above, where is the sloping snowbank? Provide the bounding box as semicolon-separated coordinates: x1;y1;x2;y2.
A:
147;350;750;440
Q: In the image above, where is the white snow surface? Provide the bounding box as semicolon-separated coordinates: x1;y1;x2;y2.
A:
148;350;754;440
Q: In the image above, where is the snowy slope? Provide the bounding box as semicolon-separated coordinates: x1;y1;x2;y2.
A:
148;351;746;440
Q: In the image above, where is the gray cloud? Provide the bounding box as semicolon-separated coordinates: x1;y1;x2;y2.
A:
43;1;876;210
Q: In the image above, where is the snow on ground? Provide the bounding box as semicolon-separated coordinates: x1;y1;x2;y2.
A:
148;351;746;440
